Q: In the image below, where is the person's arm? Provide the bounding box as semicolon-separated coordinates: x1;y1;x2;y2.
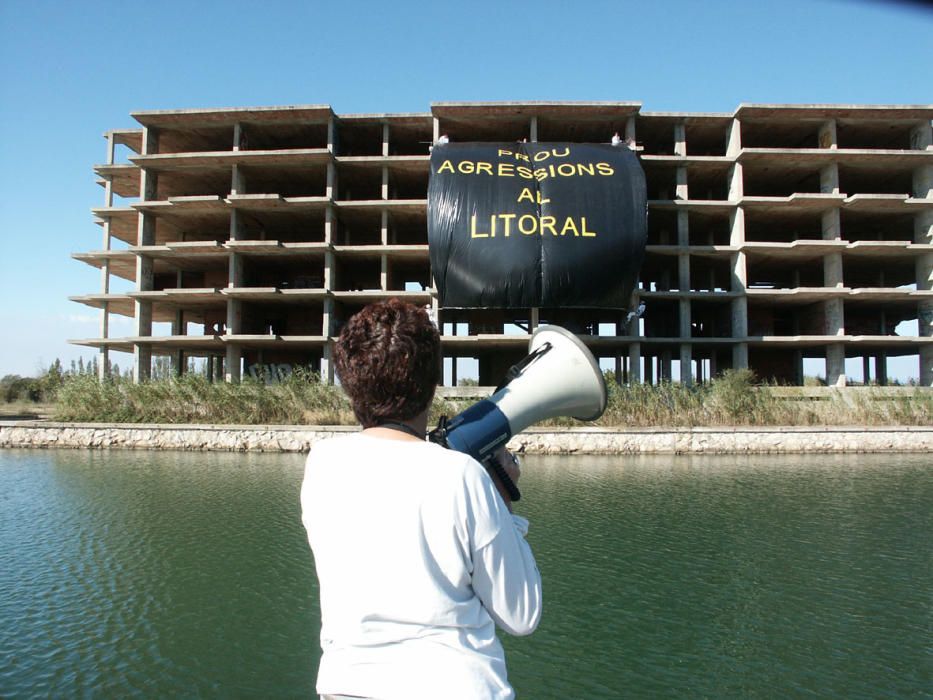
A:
471;450;542;636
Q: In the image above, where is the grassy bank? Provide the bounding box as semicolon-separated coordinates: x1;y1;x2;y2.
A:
47;370;932;427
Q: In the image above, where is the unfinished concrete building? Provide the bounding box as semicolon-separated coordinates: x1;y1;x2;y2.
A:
71;102;933;386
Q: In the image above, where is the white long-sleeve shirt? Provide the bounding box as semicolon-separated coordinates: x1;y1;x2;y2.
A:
301;433;542;700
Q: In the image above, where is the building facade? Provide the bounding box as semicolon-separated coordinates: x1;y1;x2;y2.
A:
72;102;933;386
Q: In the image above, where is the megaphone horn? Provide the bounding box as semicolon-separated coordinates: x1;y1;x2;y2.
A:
429;325;607;500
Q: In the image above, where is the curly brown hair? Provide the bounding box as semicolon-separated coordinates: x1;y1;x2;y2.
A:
334;299;441;428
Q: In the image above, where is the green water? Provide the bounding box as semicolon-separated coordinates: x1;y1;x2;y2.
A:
0;449;929;698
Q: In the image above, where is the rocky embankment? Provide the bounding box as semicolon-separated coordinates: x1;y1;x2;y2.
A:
2;422;931;454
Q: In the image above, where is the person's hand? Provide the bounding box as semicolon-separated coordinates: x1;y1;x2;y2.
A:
489;447;520;511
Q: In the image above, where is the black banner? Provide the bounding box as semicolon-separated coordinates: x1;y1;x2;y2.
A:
428;142;647;309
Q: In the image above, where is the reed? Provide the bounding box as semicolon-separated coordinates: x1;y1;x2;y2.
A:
53;369;931;427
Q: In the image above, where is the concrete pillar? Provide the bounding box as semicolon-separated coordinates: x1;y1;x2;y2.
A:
105;131;116;165
614;319;623;383
675;167;688;201
916;206;933;386
729;207;748;369
233;123;243;151
133;227;154;383
231;164;246;196
381;166;389;200
822;208;846;385
224;194;245;382
380;255;388;291
726;118;741;157
862;355;871;385
530;116;538;143
225;296;242;384
824;289;846;387
910;119;932;152
326;162;337;200
432;117;440;144
133;148;157;383
676;209;693;384
327;115;337;154
679;297;693;386
673;122;688;201
98;300;110;381
819;119;837;150
98;149;114;380
661;349;672;381
382;122;390;157
820;163;840;195
674;123;686;157
877;351;888;386
624;116;636;146
628;343;641;383
171;305;185;376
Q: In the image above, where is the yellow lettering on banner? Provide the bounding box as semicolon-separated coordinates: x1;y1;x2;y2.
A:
552;147;570;157
596;162;614;176
438;160;455;174
533;150;550;162
534;168;547;182
519;215;538;235
517;166;534;179
500;213;516;236
470;214;488;238
518;188;534;203
498;149;513;158
537;191;550;205
458;161;475;174
476;162;493;176
498;163;515;177
561;218;580;237
578;163;595;176
470;214;596;239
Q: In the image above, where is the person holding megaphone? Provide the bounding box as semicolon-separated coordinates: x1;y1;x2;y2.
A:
300;299;542;700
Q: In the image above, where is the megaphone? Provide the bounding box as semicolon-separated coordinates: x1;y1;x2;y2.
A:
429;325;607;500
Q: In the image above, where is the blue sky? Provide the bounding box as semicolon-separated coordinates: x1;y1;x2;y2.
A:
0;0;930;378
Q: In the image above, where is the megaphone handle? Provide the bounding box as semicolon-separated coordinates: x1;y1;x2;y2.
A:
484;456;522;503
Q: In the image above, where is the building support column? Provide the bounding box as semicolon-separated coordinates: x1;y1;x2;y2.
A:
628;343;641;383
173;323;186;376
677;209;693;385
912;120;933;385
916;210;933;387
98;132;116;381
224;204;245;382
132;128;159;383
822;207;846;386
729;206;748;371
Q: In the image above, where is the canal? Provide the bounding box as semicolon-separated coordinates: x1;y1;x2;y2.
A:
0;449;929;698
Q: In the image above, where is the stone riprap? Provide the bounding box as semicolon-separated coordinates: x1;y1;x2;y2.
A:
1;422;931;454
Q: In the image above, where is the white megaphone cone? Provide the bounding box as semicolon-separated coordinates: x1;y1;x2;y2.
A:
429;325;607;500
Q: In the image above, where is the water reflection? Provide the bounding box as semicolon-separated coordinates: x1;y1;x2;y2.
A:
0;450;929;698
